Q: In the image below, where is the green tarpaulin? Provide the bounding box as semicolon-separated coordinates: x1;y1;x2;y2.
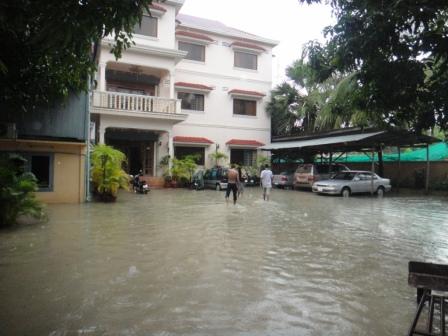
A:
333;142;448;163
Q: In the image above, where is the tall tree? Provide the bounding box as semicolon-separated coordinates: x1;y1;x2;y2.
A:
298;0;448;134
0;0;153;113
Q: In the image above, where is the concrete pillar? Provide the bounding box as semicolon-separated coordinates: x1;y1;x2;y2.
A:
168;131;174;171
169;71;175;99
99;62;107;92
99;126;106;144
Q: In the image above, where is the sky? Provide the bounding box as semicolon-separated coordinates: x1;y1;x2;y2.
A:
179;0;335;86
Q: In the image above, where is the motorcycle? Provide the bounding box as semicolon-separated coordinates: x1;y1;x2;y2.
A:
131;172;150;194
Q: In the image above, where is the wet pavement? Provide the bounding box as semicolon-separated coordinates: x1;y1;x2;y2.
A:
1;188;448;335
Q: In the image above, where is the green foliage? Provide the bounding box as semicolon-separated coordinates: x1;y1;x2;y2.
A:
209;151;228;167
268;53;363;137
0;0;153;113
298;0;448;133
256;156;270;170
0;153;45;227
170;155;199;184
91;144;130;201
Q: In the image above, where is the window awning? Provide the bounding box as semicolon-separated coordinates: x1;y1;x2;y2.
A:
226;139;265;148
149;3;167;16
175;82;214;93
228;89;265;100
231;41;265;54
173;136;214;146
176;30;214;44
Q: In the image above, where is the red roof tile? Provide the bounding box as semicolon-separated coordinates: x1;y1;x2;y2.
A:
149;3;167;12
226;139;265;147
231;41;266;51
175;82;214;91
174;136;214;144
176;30;214;42
228;89;266;97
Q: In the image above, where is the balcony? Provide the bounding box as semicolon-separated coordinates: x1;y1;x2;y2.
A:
90;91;185;121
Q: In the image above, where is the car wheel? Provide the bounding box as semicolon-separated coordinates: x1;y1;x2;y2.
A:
216;183;221;191
376;186;385;197
341;187;351;197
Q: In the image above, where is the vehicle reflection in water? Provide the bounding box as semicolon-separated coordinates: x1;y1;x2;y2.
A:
1;188;448;335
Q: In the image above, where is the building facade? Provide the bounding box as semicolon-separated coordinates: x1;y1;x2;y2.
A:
0;93;89;203
91;0;278;182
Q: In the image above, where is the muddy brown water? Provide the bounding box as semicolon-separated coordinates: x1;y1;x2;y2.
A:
1;188;448;335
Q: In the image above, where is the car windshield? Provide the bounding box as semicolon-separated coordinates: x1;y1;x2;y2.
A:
332;172;356;180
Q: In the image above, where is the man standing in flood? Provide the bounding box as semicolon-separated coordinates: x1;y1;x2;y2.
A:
225;164;240;205
260;164;273;201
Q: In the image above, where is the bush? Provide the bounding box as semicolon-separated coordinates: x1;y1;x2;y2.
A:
91;145;130;201
0;153;45;227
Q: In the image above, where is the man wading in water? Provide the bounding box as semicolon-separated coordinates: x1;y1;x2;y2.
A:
225;164;240;205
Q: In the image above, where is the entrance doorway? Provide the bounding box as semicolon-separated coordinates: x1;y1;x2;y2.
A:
105;129;158;176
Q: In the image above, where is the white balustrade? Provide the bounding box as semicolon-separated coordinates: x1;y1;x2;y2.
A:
91;91;180;114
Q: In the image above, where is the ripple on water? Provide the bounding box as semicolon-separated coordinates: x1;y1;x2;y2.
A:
1;189;448;335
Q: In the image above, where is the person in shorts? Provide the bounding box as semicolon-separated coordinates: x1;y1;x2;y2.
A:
260;164;273;201
225;164;240;204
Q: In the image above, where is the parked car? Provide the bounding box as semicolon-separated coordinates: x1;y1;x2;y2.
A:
293;163;349;189
273;171;294;189
204;167;228;190
312;170;391;196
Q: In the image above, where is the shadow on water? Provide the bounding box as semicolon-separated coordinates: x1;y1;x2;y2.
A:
1;188;448;335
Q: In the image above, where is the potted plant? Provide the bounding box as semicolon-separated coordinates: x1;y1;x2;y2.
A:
91;144;130;202
0;153;45;227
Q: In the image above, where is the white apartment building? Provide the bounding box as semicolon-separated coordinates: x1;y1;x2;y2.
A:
91;0;278;181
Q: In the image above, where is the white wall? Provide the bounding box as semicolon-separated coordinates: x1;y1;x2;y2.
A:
173;31;274;168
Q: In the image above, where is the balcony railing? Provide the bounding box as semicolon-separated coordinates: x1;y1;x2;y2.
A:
91;91;181;115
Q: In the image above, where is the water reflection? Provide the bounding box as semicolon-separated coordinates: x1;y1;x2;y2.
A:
1;188;448;335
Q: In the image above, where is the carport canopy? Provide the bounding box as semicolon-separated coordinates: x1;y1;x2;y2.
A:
260;128;440;152
260;128;442;193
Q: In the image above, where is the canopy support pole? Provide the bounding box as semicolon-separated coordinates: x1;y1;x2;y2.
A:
397;146;401;193
378;144;384;177
426;144;430;194
371;149;375;195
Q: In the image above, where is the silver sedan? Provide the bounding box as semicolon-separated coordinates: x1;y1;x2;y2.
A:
312;171;391;197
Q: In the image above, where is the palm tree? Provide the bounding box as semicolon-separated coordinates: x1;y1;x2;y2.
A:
209;151;228;167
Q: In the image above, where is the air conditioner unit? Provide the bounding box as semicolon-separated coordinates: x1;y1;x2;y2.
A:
0;122;17;139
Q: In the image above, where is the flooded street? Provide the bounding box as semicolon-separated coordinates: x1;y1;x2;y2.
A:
1;188;448;335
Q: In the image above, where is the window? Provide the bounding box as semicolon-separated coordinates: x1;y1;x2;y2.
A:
174;147;205;165
178;92;204;111
179;41;205;62
133;16;157;37
233;99;256;116
234;51;257;70
21;153;53;191
230;149;256;166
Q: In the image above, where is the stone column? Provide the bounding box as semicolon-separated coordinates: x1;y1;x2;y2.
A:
168;131;174;171
99;62;107;92
99;125;106;144
169;71;175;99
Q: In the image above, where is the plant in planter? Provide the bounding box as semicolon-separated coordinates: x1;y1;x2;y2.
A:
0;153;46;227
169;155;199;188
91;144;130;202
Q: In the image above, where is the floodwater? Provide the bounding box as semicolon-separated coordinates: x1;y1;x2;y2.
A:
1;188;448;336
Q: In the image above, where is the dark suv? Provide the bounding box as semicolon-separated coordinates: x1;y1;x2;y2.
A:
204;167;228;190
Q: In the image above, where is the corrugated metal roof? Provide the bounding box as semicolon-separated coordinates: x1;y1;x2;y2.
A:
261;131;386;150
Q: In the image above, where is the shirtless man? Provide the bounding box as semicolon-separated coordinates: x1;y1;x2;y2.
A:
225;164;240;204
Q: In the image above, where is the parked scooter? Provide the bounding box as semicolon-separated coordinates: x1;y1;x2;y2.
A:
131;171;150;194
